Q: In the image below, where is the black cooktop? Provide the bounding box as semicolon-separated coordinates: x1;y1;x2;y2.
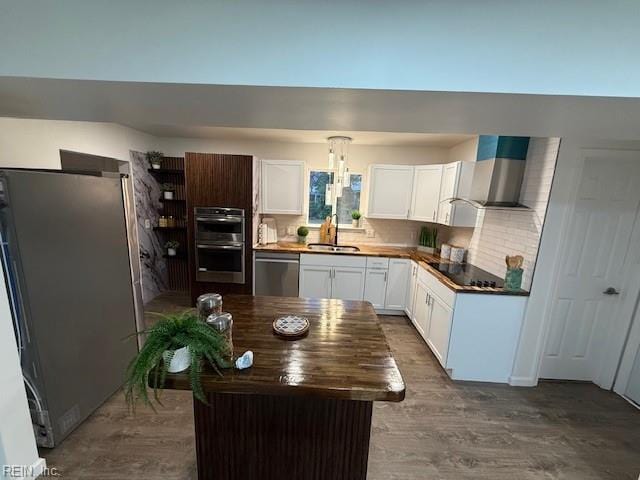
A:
427;261;504;288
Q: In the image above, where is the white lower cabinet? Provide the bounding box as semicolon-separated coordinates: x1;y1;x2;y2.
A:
299;265;332;299
385;259;410;310
332;267;366;301
409;264;528;383
413;280;430;336
364;268;387;309
424;290;453;367
404;261;419;320
299;254;365;301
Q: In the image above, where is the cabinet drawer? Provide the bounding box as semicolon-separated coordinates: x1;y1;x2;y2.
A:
300;254;366;268
366;257;389;269
418;266;456;308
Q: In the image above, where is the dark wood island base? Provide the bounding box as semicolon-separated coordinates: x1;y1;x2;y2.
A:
194;392;373;480
163;295;404;480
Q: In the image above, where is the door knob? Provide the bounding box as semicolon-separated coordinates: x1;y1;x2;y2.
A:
603;287;620;295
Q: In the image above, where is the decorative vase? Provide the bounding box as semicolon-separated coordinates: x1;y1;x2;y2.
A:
352;219;360;228
504;267;524;291
167;248;177;256
298;235;307;244
163;190;174;200
417;245;435;254
151;162;161;170
163;346;190;373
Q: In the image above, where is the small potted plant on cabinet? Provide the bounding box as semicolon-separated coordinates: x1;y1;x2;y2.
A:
297;226;309;244
146;151;163;170
351;210;362;228
161;183;175;200
165;240;179;257
418;226;438;254
123;310;230;410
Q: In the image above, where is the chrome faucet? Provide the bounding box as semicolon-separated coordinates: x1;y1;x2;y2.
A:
332;214;339;246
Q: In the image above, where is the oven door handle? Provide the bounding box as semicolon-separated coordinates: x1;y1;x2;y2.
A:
195;216;243;223
196;244;243;250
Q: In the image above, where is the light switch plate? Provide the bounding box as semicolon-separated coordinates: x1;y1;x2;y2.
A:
144;219;151;229
366;229;375;238
286;226;295;236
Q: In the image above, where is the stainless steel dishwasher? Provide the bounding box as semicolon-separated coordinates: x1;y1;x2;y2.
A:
254;251;300;296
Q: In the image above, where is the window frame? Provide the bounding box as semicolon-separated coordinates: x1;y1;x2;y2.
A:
306;168;363;228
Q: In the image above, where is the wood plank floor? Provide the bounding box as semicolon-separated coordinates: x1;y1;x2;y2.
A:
42;292;640;479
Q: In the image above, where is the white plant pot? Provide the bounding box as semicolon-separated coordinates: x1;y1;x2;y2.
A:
163;346;190;373
352;219;360;228
298;235;307;244
163;191;174;200
167;248;177;256
417;245;436;254
151;163;161;170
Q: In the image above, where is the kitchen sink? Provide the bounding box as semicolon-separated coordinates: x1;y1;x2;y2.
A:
307;243;360;253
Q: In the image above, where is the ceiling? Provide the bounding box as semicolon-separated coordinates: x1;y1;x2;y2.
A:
142;125;474;147
1;77;640;141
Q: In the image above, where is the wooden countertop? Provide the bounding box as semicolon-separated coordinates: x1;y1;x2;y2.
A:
163;295;406;402
254;242;529;296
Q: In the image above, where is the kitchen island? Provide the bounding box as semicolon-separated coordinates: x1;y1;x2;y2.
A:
163;295;405;480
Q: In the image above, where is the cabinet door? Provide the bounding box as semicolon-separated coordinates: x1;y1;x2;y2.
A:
299;265;332;299
261;160;304;214
409;165;443;222
413;280;430;339
404;261;418;320
425;290;454;367
364;269;388;309
385;259;410;310
332;267;366;301
437;162;459;224
366;165;414;219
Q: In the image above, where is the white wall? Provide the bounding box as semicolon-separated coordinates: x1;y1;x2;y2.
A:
1;1;639;98
0;117;156;168
0;276;42;474
160;136;452;245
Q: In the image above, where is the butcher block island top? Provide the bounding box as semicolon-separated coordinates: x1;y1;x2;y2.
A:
163;294;405;402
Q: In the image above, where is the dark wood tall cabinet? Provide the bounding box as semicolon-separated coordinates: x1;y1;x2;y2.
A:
185;153;254;304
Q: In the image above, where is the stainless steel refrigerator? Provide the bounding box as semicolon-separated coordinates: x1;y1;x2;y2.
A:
0;169;139;448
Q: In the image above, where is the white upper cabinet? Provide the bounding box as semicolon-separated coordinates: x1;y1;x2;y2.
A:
437;161;477;227
366;165;414;219
409;165;443;222
261;160;304;214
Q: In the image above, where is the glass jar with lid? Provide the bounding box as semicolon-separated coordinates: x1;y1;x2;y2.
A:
196;293;222;321
206;312;233;365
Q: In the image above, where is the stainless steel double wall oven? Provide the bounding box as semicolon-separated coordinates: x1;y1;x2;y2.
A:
194;207;245;284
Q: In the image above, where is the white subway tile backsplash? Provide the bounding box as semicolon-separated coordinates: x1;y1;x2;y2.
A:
466;137;559;290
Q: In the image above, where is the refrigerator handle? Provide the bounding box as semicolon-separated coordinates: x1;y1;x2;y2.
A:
0;228;25;351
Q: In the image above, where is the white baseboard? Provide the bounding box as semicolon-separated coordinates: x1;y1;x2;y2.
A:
374;308;406;316
509;376;538;387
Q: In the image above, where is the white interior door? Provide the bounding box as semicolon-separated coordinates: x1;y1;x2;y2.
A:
540;150;640;386
624;348;640;405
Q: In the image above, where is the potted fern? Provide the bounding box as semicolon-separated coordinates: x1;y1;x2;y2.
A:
146;151;163;169
124;310;230;410
418;226;438;254
297;225;309;244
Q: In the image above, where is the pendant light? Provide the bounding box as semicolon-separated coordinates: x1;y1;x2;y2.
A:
326;136;352;204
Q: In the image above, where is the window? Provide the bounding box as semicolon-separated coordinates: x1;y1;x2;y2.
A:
308;170;362;226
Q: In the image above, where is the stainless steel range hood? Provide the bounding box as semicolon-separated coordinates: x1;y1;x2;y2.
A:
463;136;530;210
